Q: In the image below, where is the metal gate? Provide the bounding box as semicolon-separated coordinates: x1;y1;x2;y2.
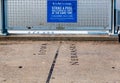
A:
4;0;113;34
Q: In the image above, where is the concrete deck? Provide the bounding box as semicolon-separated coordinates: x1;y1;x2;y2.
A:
0;41;120;83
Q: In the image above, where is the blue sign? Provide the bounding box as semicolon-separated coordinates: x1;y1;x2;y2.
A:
47;0;77;22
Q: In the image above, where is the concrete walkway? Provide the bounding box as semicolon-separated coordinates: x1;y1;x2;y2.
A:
0;41;120;83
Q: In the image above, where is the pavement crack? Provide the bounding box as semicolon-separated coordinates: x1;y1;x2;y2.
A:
46;42;62;83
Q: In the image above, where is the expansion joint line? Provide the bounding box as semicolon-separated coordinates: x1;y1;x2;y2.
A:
46;41;62;83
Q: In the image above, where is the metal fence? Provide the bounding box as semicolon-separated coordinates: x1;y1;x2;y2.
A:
4;0;112;30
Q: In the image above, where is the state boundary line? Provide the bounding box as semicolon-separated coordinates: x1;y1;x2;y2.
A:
46;42;62;83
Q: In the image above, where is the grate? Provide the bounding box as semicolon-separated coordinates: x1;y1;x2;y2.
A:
5;0;112;30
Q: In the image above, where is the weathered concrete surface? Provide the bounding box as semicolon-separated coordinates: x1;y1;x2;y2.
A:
0;41;59;83
0;35;118;41
0;41;120;83
50;41;120;83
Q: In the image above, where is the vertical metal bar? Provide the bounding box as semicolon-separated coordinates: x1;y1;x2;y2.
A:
1;0;7;35
0;0;2;34
115;0;117;34
111;0;116;34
